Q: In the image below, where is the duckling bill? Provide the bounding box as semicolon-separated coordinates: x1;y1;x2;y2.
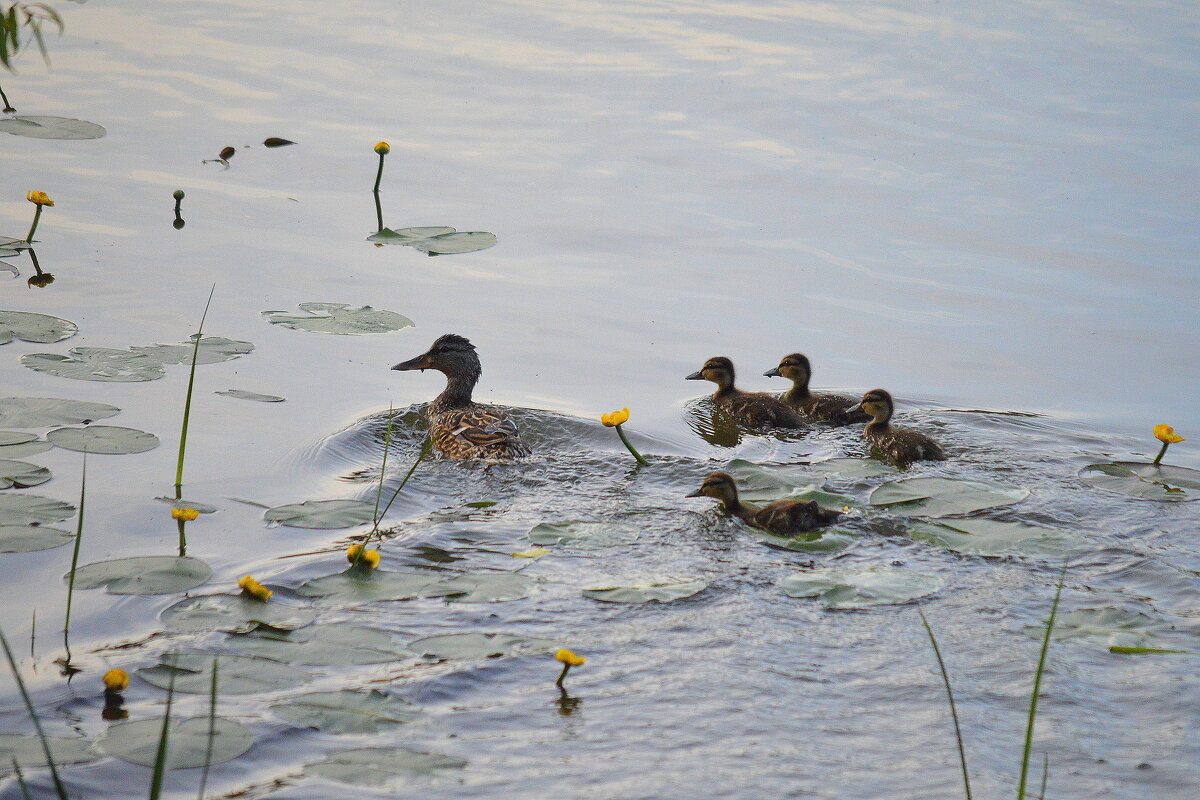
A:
847;388;944;468
764;353;869;425
688;471;841;535
687;356;808;429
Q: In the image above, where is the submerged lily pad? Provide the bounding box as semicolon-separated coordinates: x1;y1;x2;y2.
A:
431;572;537;603
0;459;51;489
909;518;1085;558
99;717;253;769
155;497;219;514
297;568;441;602
868;477;1028;518
0;311;77;344
0;494;74;525
132;336;255;365
264;499;375;529
138;653;309;695
21;348;166;382
583;579;708;604
0;733;98;767
161;593;316;633
409;632;557;660
528;520;641;550
306;747;466;787
216;389;285;402
0;397;120;427
368;226;456;244
47;425;159;455
229;625;405;665
810;457;899;479
749;528;858;553
1035;606;1172;647
272;690;419;734
0;116;106;139
723;460;858;507
780;567;944;609
0;524;73;552
411;231;498;255
1080;462;1200;502
262;303;414;335
71;556;211;595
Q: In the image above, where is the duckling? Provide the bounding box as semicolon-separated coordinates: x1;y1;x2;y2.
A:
392;334;532;460
687;471;841;534
764;353;869;425
847;388;944;468
686;357;808;429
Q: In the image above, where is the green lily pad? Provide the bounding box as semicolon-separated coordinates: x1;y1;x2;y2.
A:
0;459;50;489
272;690;419;734
229;625;405;665
367;226;456;244
161;593;316;633
528;520;641;550
0;116;106;139
868;477;1028;517
99;717;253;769
21;348;166;382
0;311;77;344
262;303;414;335
1034;606;1172;647
464;500;497;509
0;432;36;446
71;556;211;595
264;499;375;529
47;425;159;455
909;518;1085;558
408;632;557;660
723;460;858;506
0;524;73;552
0;733;98;767
583;579;708;604
138;653;310;695
1080;462;1200;501
297;568;441;602
749;528;858;553
780;567;944;609
431;572;538;603
156;497;219;513
216;389;285;402
0;439;52;458
410;231;498;255
0;237;31;252
0;494;74;525
0;397;120;427
305;747;466;787
810;457;899;478
132;335;255;365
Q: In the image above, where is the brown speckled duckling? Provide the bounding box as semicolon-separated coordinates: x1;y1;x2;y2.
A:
392;334;532;460
687;471;841;534
847;388;944;468
764;353;869;425
686;357;807;429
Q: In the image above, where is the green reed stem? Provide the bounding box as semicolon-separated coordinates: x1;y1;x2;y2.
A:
1152;441;1169;466
371;408;395;529
13;758;34;800
0;628;69;800
918;610;972;800
373;189;384;233
175;285;215;503
1037;753;1049;800
1017;568;1066;800
615;424;648;465
375;438;432;526
62;454;86;650
148;670;176;800
0;83;14;113
195;658;218;800
24;204;43;243
373;150;386;194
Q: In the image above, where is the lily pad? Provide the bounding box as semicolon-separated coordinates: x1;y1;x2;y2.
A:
583;579;708;604
431;572;538;603
272;690;419;734
0;311;77;344
367;226;456;244
132;336;254;365
1080;462;1200;502
780;567;944;609
0;733;98;767
264;499;375;529
868;477;1028;518
0;459;50;489
810;457;898;479
0;494;74;525
47;425;159;455
99;717;253;769
408;632;557;660
0;116;106;139
297;568;441;602
1035;606;1172;647
0;397;120;427
262;303;414;335
155;497;218;513
0;432;36;446
909;518;1085;558
161;593;316;633
723;460;857;507
749;528;858;553
22;348;166;382
0;524;73;552
410;231;498;255
0;439;52;458
229;625;406;665
71;556;211;595
216;389;285;402
528;520;641;550
305;747;466;787
138;653;310;695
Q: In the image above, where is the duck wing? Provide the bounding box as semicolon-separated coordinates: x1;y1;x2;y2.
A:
434;405;531;457
805;393;865;424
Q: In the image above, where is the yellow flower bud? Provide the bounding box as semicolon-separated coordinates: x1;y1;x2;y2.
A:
374;141;390;155
601;407;630;427
555;648;586;667
1154;424;1185;444
171;507;200;521
238;575;272;602
346;544;381;568
103;668;129;692
26;191;54;207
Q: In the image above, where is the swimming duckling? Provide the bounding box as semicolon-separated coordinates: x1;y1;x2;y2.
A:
687;471;841;534
686;357;808;429
392;334;532;460
847;388;944;468
764;353;869;425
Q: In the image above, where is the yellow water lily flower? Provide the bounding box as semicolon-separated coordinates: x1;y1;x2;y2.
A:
171;507;199;521
374;141;390;155
238;575;272;602
26;191;54;207
600;407;630;427
555;648;586;667
346;544;381;568
1154;424;1185;444
102;668;129;692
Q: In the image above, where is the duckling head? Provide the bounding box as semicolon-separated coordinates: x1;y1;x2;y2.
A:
763;353;811;385
686;356;735;389
686;471;740;508
393;333;481;382
850;388;894;424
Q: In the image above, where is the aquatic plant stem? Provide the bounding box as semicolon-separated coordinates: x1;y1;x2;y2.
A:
615;424;648;465
12;758;34;800
370;408;395;529
1016;568;1066;800
1037;753;1049;800
373;150;386;194
0;83;14;113
555;662;571;688
174;285;215;505
62;453;86;655
373;190;384;233
918;610;972;800
0;628;69;800
375;438;433;524
24;205;43;243
1152;441;1169;466
196;658;218;800
148;670;176;800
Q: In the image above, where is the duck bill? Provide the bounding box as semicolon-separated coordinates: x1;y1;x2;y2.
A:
685;371;705;381
845;402;862;414
685;488;705;497
392;353;432;371
763;367;782;377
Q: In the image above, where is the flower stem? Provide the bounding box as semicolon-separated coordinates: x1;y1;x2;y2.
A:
1152;441;1169;466
0;83;14;113
373;151;386;194
615;424;648;465
24;205;42;243
555;663;571;688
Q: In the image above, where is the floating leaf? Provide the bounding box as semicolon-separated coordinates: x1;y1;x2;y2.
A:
272;690;419;734
0;397;120;427
155;496;218;513
0;311;77;344
868;477;1028;517
367;226;456;244
723;460;858;506
305;747;465;787
1035;606;1171;647
216;389;284;403
411;231;497;255
264;499;375;529
0;432;35;446
583;579;708;604
71;555;211;595
464;500;497;509
229;625;406;665
408;632;557;660
0;439;52;458
297;568;440;602
21;348;166;382
1109;645;1198;655
263;137;295;147
908;518;1085;558
262;303;414;335
0;734;98;767
0;459;50;489
132;336;254;365
749;528;858;553
161;593;316;633
1080;462;1200;502
780;567;944;609
0;116;106;140
47;425;159;455
99;717;252;769
810;457;898;478
138;653;309;695
0;494;74;525
431;572;537;603
0;524;73;552
528;520;640;550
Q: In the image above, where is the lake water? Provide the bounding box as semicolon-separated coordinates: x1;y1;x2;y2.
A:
1;1;1198;798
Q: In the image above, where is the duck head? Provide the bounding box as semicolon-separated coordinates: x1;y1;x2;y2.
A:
848;388;893;424
764;353;811;386
686;471;740;509
686;356;735;390
393;333;481;381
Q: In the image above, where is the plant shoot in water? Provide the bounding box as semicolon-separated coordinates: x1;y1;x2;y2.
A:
172;189;185;230
1016;568;1066;800
0;627;69;800
24;190;52;242
372;140;390;231
601;407;648;465
554;648;586;688
918;610;972;800
174;285;215;553
1152;424;1185;466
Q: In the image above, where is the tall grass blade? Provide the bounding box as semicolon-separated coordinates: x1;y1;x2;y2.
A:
195;658;218;800
147;670;177;800
370;407;395;531
175;285;216;495
377;438;432;522
62;453;86;646
1037;753;1049;800
1016;568;1066;799
12;758;35;800
0;628;69;800
918;610;972;800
